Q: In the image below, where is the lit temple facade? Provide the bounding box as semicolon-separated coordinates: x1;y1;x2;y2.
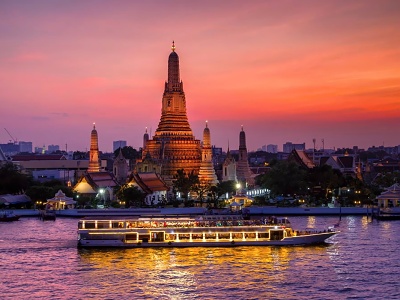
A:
142;42;202;184
198;121;218;186
222;145;237;182
88;123;100;173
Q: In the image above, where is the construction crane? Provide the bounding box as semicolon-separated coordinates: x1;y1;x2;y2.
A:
4;128;17;144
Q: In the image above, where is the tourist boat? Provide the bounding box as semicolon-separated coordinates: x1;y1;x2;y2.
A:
0;210;20;222
77;215;338;248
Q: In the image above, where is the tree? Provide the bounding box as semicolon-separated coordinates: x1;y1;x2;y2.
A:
193;182;212;206
0;162;33;194
257;160;308;197
25;186;54;202
208;180;236;208
307;165;346;201
116;184;145;207
113;146;140;160
172;169;199;205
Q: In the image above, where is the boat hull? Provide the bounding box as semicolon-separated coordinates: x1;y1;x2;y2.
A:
0;215;20;222
78;232;337;248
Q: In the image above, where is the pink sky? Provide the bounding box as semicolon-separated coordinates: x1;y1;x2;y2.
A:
1;0;400;152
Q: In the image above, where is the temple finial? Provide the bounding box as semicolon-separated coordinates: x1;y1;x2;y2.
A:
171;41;176;52
93;122;96;129
206;120;208;128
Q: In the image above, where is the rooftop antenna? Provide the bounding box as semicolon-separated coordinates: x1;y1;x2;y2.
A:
321;138;324;151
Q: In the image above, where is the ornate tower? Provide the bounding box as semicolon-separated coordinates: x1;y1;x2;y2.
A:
143;42;202;184
222;143;237;182
236;126;253;186
88;123;100;173
143;127;149;150
113;148;128;184
198;121;218;186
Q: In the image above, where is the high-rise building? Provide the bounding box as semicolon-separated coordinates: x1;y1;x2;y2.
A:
113;140;127;152
143;42;202;184
88;123;100;173
198;122;218;186
267;144;278;153
283;142;305;153
19;141;32;153
48;144;60;153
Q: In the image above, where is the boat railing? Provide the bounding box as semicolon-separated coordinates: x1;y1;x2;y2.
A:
80;219;292;230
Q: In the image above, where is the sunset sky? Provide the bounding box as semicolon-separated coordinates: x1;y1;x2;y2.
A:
1;0;400;152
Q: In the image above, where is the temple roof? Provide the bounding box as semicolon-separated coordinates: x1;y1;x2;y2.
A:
73;171;119;194
128;172;169;194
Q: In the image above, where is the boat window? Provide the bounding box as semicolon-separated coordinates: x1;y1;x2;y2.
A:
179;234;190;240
270;230;284;240
97;222;108;229
151;232;164;242
205;233;216;239
111;222;121;228
219;233;230;239
85;222;96;229
192;234;203;240
126;233;137;241
165;234;176;240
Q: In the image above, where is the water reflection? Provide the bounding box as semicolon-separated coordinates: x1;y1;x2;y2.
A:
77;246;330;298
306;216;316;228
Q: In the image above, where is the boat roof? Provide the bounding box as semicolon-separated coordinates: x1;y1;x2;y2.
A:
79;214;246;222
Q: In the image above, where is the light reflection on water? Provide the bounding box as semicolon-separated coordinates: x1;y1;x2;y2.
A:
1;216;400;299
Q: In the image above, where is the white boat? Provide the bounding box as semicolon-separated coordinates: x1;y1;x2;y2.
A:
77;215;338;248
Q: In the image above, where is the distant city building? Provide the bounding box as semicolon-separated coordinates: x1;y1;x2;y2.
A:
367;145;399;155
19;141;32;153
113;140;127;152
267;144;278;153
48;144;60;153
283;142;305;153
258;144;278;153
34;146;46;154
0;143;19;156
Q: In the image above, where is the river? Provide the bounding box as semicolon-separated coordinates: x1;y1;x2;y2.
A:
0;216;399;299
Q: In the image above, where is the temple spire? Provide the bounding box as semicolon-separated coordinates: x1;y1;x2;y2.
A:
88;123;100;173
167;41;181;91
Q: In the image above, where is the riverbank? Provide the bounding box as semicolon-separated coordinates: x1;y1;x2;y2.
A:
9;206;372;218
